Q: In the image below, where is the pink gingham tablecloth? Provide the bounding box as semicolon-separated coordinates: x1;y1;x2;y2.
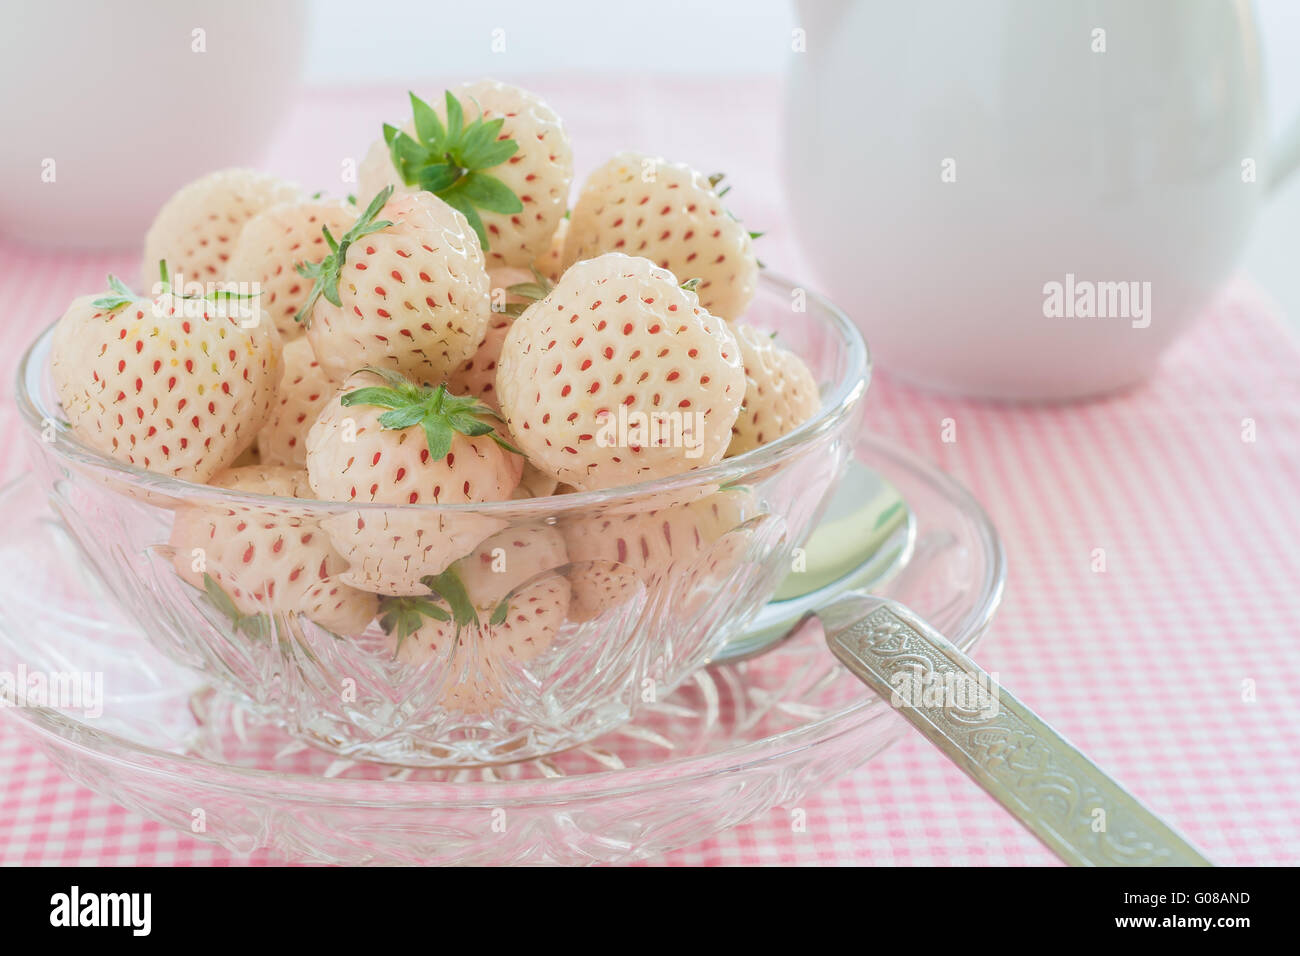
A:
1;77;1298;866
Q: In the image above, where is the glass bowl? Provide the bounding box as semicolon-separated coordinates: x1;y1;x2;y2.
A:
0;431;1003;864
15;272;869;767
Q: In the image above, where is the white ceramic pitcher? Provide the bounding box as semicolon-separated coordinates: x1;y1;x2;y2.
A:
0;0;305;250
785;0;1300;400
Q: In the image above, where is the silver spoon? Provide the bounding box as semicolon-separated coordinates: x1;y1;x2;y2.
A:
819;593;1211;866
722;462;1212;866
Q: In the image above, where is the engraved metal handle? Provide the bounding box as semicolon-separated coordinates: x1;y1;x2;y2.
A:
819;594;1212;866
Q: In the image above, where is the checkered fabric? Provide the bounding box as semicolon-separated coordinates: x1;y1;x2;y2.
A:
1;78;1297;865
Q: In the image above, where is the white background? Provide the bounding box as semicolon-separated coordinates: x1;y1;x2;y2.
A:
300;0;1300;327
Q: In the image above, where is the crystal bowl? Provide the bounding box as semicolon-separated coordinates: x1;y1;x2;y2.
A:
0;431;1003;864
15;272;869;766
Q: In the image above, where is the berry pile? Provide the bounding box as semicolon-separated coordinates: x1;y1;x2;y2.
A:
48;81;823;712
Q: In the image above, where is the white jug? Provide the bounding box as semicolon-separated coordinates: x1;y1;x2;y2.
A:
0;0;305;251
786;0;1300;400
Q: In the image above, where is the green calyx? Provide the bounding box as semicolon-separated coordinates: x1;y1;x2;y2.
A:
339;365;522;461
378;593;451;651
379;568;509;650
93;261;261;313
159;258;262;306
295;187;395;326
383;90;523;250
500;266;553;317
203;573;272;642
91;274;139;313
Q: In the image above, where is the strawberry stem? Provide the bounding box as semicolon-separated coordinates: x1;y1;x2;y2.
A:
378;567;485;649
340;367;523;461
295;187;395;327
202;573;272;642
91;274;140;312
377;594;451;651
501;267;554;316
381;90;523;250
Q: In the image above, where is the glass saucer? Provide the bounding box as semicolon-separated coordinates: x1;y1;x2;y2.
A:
0;432;1003;864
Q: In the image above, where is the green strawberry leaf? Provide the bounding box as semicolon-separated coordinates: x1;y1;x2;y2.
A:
356;364;420;392
444;90;464;138
443;413;495;437
342;377;522;464
471;138;519;170
441;190;489;249
341;386;406;410
487;431;525;457
202;574;272;642
376;404;429;429
505;281;550;301
457;172;523;215
388;130;430;185
489;600;509;627
377;89;524;251
420;420;455;462
92;291;136;312
107;274;134;298
203;573;241;620
410;91;446;146
294;187;395;327
378;595;453;652
421;568;478;631
238;612;274;642
208;287;261;302
417;163;462;194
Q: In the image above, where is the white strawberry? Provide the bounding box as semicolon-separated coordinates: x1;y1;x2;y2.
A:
141;169;302;289
226;196;357;341
51;266;280;483
169;464;377;637
563;153;759;320
727;325;822;456
359;83;573;269
376;524;569;712
495;253;745;491
533;216;569;283
561;486;755;622
256;336;332;468
210;463;313;497
513;461;559;499
230;444;262;468
445;265;554;413
305;368;523;595
297;187;492;386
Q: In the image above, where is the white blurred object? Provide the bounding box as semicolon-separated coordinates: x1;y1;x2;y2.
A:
301;0;792;80
786;0;1300;401
0;0;304;250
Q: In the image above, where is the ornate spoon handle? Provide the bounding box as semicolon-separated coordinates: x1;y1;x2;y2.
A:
820;594;1212;866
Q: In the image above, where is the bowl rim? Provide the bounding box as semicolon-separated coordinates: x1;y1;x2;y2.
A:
14;269;871;516
1;433;1006;808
